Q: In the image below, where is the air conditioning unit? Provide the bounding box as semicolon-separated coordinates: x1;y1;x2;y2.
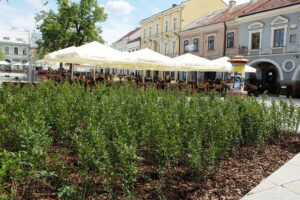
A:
290;24;298;29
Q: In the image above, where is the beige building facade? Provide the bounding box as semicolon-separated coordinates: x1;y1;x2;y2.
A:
180;21;240;59
140;0;228;58
178;1;258;81
179;1;255;59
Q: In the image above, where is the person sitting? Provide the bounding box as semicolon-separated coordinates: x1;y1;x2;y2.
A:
170;78;177;84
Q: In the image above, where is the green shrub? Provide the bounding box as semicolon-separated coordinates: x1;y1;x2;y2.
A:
0;82;299;199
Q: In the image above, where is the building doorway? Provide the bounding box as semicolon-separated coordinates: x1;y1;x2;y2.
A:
252;62;279;94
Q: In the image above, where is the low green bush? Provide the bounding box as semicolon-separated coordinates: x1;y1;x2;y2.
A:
0;82;299;199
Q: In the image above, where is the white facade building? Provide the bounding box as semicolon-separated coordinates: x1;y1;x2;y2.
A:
111;27;141;75
0;28;42;63
111;27;141;52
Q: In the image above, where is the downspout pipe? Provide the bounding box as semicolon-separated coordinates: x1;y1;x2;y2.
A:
223;21;227;57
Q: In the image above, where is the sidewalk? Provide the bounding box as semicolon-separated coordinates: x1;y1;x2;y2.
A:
241;153;300;200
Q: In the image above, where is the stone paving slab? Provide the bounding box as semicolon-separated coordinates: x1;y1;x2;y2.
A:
247;180;277;194
283;180;300;195
242;186;300;200
289;154;300;167
265;163;300;185
241;153;300;200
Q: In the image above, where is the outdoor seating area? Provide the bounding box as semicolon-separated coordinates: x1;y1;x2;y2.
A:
33;41;258;95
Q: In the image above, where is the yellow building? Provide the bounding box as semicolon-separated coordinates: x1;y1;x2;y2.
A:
140;0;228;58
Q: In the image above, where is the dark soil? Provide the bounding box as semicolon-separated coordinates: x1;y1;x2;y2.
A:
134;135;300;200
13;135;300;200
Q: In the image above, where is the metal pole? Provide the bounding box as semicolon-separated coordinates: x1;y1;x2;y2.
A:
71;64;74;80
27;31;34;82
93;66;96;80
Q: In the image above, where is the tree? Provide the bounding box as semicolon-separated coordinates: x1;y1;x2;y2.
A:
0;49;5;61
36;0;107;57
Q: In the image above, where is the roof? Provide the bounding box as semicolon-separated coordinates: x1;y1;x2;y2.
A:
240;0;300;17
182;2;255;31
182;0;300;32
114;28;141;43
140;4;184;23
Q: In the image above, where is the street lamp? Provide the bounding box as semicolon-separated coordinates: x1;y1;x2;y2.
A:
27;30;34;82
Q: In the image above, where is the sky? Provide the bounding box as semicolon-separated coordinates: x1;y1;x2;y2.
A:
0;0;250;45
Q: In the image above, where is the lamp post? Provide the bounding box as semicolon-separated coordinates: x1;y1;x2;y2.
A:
228;55;249;97
27;31;34;82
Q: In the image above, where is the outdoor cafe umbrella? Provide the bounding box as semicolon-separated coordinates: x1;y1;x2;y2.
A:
44;46;77;62
12;62;22;66
128;48;180;71
173;54;230;72
54;41;134;68
35;60;60;70
0;61;10;65
213;57;256;73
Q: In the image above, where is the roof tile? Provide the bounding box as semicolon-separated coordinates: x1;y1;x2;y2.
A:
182;0;300;32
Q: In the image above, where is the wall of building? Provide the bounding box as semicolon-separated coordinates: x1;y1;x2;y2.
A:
0;28;42;63
140;0;228;58
239;11;300;80
180;22;240;59
239;9;300;96
112;29;141;52
181;0;228;28
0;43;29;62
140;6;182;57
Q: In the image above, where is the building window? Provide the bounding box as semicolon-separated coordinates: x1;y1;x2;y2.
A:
227;32;234;48
149;27;152;37
165;21;169;32
251;32;260;50
4;46;9;54
16;38;23;42
193;38;199;51
173;18;177;30
172;41;176;54
14;47;19;55
208;36;215;50
156;24;159;34
274;29;284;47
3;37;9;40
157;44;160;53
184;40;189;52
144;29;146;38
23;48;27;56
164;42;168;55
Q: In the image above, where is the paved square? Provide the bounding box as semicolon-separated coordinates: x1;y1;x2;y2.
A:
242;153;300;200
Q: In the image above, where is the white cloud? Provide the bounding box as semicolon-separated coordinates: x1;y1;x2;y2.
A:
106;0;135;15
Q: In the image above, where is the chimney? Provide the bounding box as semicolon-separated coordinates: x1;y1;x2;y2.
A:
229;0;236;9
172;4;177;8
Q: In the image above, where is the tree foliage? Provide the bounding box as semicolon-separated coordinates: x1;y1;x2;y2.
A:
36;0;107;57
0;49;5;61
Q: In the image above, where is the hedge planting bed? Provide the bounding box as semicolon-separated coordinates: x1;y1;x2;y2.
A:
0;82;299;200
